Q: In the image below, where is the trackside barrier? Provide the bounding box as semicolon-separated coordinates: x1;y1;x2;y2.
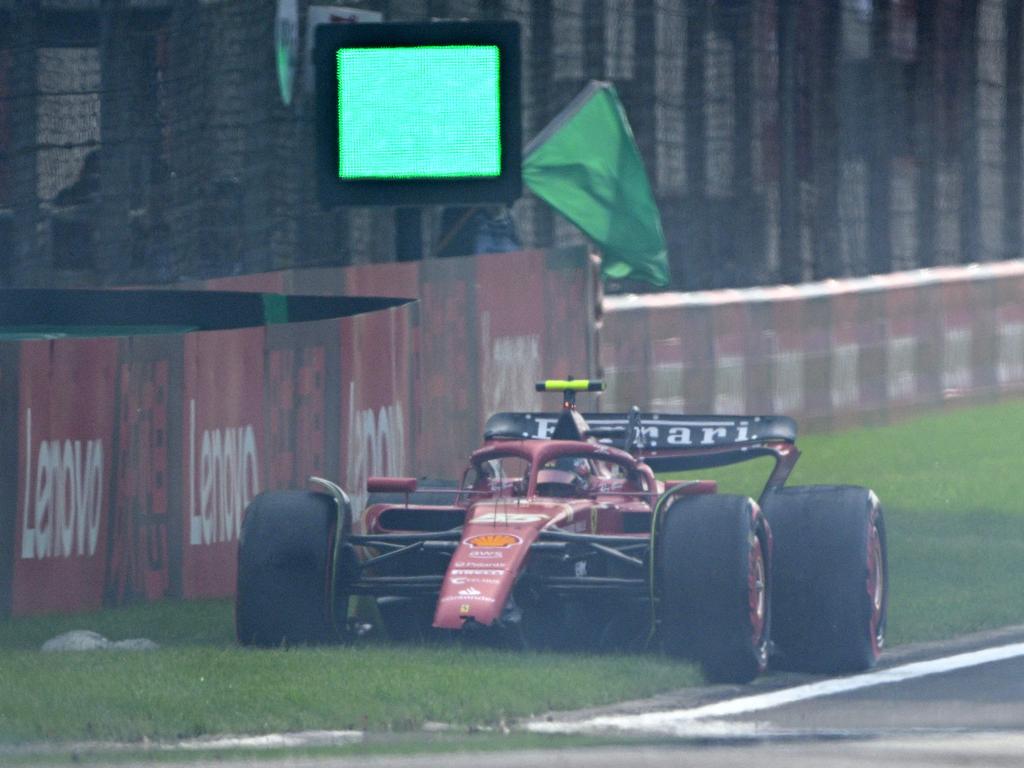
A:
3;304;415;615
601;262;1024;428
0;248;598;617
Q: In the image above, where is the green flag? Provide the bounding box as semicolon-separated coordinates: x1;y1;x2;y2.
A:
523;81;670;287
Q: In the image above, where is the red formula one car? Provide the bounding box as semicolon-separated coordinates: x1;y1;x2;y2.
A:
237;379;887;683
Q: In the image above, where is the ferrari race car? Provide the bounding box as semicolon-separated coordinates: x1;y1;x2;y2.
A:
236;379;887;683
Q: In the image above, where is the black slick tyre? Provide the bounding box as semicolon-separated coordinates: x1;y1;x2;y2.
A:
236;490;337;647
761;485;887;673
656;494;771;684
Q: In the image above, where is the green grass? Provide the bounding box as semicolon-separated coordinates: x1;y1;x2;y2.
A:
2;397;1024;747
0;599;700;743
0;599;234;651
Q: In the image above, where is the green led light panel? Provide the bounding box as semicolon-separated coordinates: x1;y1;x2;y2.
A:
314;20;521;206
337;46;501;180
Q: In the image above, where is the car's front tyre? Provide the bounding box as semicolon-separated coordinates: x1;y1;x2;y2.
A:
236;490;339;647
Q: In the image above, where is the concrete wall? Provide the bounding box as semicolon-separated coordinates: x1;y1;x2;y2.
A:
601;262;1024;429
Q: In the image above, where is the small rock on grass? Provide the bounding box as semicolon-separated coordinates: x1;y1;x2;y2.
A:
41;630;159;652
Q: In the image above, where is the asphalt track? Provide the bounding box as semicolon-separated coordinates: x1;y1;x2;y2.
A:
186;735;1024;767
528;632;1024;739
28;625;1024;767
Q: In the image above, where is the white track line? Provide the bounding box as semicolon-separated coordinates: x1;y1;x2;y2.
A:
175;730;363;750
528;642;1024;736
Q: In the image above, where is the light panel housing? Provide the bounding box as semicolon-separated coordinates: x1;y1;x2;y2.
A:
315;21;521;207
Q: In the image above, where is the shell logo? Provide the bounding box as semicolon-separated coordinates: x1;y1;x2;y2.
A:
465;533;522;548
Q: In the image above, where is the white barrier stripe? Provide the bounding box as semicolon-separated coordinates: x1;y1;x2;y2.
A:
603;260;1024;312
529;642;1024;734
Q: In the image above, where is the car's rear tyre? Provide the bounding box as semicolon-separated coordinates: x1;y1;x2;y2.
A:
656;494;771;684
236;490;341;647
761;485;888;673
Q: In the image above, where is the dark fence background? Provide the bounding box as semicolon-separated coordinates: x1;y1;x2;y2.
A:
0;1;1018;291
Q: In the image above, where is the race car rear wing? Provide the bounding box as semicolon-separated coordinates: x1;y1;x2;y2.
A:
483;411;798;474
485;411;795;446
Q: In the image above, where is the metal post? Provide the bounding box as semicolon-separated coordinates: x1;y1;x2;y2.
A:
1005;0;1023;261
916;0;938;267
98;1;134;280
777;0;800;283
9;3;38;285
395;207;423;262
867;0;892;275
811;2;842;280
683;0;709;289
960;2;981;265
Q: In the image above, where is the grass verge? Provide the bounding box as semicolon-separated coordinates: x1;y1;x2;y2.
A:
0;605;700;743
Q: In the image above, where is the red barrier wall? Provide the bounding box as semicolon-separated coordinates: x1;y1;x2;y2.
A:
182;328;266;600
264;321;341;492
602;263;1024;426
1;308;415;616
105;334;184;606
13;340;118;615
